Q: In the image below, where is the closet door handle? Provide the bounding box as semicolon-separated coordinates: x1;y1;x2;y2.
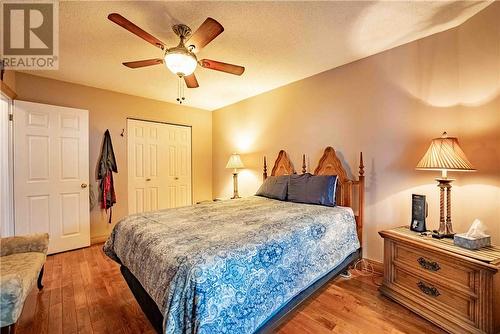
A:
146;178;151;181
174;177;179;180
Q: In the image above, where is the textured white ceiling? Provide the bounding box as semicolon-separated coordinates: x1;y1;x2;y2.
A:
23;1;492;110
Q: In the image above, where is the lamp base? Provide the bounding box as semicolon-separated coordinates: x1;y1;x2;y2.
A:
435;178;455;239
231;173;240;199
432;231;455;239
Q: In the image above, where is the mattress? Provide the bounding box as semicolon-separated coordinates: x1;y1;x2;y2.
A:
103;196;360;334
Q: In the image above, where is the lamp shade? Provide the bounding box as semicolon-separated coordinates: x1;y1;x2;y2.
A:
226;153;244;170
416;132;475;172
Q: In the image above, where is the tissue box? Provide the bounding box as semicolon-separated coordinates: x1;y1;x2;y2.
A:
454;233;491;250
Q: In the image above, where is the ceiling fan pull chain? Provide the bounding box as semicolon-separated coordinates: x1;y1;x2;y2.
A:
176;76;186;104
176;76;181;104
181;78;185;102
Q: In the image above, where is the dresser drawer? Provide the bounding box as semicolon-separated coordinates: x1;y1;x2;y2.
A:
393;265;476;324
394;242;475;291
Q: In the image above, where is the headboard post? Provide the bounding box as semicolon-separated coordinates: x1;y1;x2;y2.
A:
302;154;306;174
263;156;267;180
357;152;365;246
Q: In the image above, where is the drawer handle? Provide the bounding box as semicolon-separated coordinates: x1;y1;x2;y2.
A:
417;281;441;297
417;257;441;272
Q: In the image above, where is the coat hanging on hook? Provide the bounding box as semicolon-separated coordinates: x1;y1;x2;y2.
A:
97;129;118;223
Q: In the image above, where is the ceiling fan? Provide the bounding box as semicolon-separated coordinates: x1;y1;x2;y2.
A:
108;13;245;91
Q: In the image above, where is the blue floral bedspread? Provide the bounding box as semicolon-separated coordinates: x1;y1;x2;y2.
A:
103;196;360;334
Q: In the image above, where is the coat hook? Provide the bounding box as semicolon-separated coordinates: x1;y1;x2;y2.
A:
120;129;125;137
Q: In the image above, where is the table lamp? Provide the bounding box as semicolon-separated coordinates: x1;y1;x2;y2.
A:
226;153;244;199
416;132;475;238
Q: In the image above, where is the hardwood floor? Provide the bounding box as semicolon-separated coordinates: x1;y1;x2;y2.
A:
14;244;446;334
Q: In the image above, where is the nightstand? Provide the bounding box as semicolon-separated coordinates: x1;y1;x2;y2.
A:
379;227;500;334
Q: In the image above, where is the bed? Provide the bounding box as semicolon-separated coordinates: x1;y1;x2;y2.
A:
104;147;365;334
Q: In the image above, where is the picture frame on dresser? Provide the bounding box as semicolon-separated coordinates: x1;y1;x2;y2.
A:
410;194;427;233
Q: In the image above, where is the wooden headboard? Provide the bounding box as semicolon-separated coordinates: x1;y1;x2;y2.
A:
263;150;295;179
263;147;365;245
314;147;365;244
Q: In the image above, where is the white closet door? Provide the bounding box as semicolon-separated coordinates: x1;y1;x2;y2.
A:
127;119;162;213
14;101;90;254
169;125;191;207
128;119;191;214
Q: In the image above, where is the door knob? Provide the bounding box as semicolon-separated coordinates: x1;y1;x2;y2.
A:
174;177;179;180
81;183;88;188
146;178;151;181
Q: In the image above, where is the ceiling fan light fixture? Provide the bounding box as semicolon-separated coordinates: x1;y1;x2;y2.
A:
164;49;198;77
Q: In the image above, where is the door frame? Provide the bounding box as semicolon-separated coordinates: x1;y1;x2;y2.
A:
126;117;193;212
0;93;14;236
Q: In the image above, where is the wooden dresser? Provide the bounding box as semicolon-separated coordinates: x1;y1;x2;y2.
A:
379;227;500;334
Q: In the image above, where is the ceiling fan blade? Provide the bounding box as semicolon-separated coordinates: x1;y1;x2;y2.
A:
187;18;224;52
199;59;245;76
184;74;199;88
108;13;165;50
123;58;164;68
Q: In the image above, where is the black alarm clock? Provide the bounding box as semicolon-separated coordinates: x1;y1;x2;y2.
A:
410;194;427;232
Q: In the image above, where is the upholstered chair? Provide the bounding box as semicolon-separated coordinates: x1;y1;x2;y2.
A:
0;233;49;334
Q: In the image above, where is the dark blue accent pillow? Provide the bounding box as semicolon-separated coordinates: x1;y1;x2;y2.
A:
287;173;338;206
255;175;289;200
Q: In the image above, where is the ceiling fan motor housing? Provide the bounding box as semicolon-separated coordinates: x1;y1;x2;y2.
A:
162;24;198;77
172;24;192;40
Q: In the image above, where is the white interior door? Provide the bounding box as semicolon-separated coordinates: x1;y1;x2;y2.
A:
14;100;90;254
128;119;191;214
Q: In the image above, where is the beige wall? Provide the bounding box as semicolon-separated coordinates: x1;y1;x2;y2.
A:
14;72;212;242
213;4;500;262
